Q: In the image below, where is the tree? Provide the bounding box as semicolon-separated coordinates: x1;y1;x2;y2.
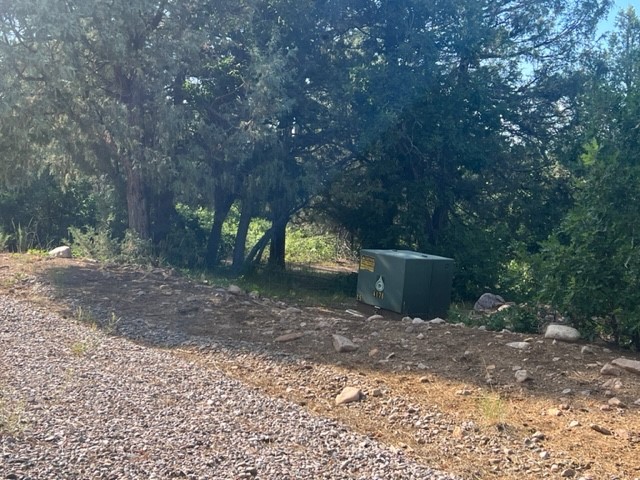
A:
0;0;245;240
320;0;610;296
538;7;640;349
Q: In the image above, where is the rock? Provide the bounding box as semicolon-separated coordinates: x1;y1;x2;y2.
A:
506;341;530;350
368;348;379;357
602;378;623;390
401;316;412;322
429;317;446;324
580;345;595;355
568;420;580;428
227;284;243;295
367;314;384;322
335;386;362;405
515;369;532;383
544;324;581;343
370;388;383;397
411;318;425;325
416;333;425;340
590;424;612;435
608;397;626;408
600;363;622;376
473;293;505;311
611;357;640;375
539;451;550;460
48;246;72;258
635;399;640;406
275;332;304;343
419;376;430;383
561;468;576;478
547;408;563;416
332;334;359;353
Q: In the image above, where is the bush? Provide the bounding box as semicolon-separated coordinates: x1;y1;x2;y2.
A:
537;159;640;349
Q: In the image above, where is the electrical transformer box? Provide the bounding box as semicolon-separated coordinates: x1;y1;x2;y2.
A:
356;249;454;318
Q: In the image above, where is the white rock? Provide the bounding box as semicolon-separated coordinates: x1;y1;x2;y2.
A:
611;357;640;376
506;341;530;350
335;386;362;405
227;284;243;295
429;318;446;325
581;345;595;355
274;332;304;343
544;324;581;343
332;334;359;353
515;369;532;383
367;314;384;322
412;318;425;325
48;246;72;258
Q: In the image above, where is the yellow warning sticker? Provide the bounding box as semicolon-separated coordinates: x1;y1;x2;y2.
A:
360;255;375;272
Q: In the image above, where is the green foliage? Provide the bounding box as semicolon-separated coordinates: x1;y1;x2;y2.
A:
450;304;541;334
0;174;97;251
68;226;119;261
68;227;156;265
537;160;640;348
0;229;11;252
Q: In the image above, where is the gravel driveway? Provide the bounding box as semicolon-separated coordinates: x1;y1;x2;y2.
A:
1;294;459;480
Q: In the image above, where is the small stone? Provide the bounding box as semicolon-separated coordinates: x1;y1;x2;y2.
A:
419;376;430;383
455;388;471;396
404;326;415;333
227;284;243;295
506;342;530;350
412;317;425;324
429;317;446;324
531;431;545;441
332;334;359;353
608;397;626;408
581;345;595;355
590;424;612;435
401;316;412;322
600;404;612;412
600;363;622;376
367;314;384;322
416;362;427;370
335;386;362;405
386;352;396;360
568;420;580;428
274;332;304;343
368;348;379;357
634;399;640;406
562;388;572;395
547;408;563;416
370;388;383;397
515;369;532;383
561;468;576;478
416;333;425;340
539;451;550;460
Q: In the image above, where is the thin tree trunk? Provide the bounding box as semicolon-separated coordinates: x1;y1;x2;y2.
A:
205;197;234;269
231;200;252;272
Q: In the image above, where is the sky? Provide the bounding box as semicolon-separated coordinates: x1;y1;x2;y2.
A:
599;0;640;34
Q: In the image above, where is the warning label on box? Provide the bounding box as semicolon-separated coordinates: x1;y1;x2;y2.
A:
359;255;375;272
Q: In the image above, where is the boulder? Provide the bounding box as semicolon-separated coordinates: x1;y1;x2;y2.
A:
544;324;581;343
48;246;72;258
473;293;505;312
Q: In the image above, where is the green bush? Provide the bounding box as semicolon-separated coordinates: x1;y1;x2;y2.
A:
537;159;640;349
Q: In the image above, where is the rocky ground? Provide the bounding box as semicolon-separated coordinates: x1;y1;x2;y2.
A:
1;253;639;479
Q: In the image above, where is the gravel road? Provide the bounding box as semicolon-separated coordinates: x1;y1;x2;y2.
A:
1;294;459;480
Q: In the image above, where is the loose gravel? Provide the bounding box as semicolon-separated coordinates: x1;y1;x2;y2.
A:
1;294;459;480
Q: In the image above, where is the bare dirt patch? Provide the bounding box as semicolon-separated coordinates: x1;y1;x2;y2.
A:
2;253;639;479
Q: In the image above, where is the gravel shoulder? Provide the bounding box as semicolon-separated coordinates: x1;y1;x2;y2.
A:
1;294;457;480
1;254;640;479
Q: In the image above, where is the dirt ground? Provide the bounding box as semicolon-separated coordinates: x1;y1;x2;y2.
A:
1;253;639;479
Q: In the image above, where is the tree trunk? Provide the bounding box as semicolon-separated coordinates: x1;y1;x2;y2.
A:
268;219;287;270
231;199;252;272
124;158;151;240
150;188;175;245
205;197;234;269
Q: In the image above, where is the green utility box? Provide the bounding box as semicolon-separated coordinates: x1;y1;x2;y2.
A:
356;249;454;317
